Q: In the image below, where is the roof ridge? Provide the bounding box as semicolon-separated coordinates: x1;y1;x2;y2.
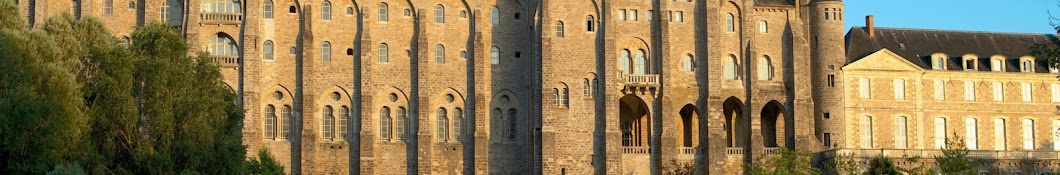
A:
850;26;1054;36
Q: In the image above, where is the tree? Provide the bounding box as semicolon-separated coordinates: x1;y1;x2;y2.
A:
935;133;978;175
864;156;899;175
1031;1;1060;72
661;159;693;175
747;148;821;175
247;149;287;175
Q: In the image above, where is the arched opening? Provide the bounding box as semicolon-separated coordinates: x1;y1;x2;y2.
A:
620;95;650;147
679;104;699;147
723;97;746;148
760;100;785;148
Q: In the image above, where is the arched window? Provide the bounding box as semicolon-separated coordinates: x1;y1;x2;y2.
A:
634;50;647;74
434;5;444;23
435;44;445;63
724;55;738;80
207;33;238;56
281;105;291;139
758;56;773;80
263;0;273;19
321;1;331;20
437;108;449;141
491;108;503;143
339;106;349;139
263;40;274;60
490;7;500;25
119;36;130;48
490;46;500;64
201;0;241;13
586;15;594;32
380;107;392;140
396;107;407;140
323;106;335;140
620;49;631;74
454;108;464;141
321;42;331;61
104;0;113;15
683;54;695;72
555;21;564;37
725;13;735;32
508;109;517;141
265;105;276;139
553;88;561;106
377;3;388;21
591;78;598;99
378;43;389;62
583;79;591;97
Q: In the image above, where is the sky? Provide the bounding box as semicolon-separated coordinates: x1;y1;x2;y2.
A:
843;0;1058;34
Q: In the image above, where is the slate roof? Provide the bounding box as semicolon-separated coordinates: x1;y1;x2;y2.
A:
754;0;794;6
845;27;1060;73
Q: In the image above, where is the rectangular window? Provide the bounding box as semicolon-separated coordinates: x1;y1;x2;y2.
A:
823;112;830;119
934;80;945;100
966;118;978;150
995;119;1006;150
759;20;768;33
858;78;871;99
630;10;638;21
965;59;976;70
667;11;673;22
933;57;945;70
618;9;626;20
860;116;873;148
827;75;835;87
893;79;905;100
935;117;947;149
992;59;1002;72
895;116;908;149
1022;83;1033;102
993;82;1004;102
1053;84;1060;102
823;133;832;147
1023;119;1035;150
1053;120;1060;151
647;10;653;21
676;11;684;22
964;81;975;101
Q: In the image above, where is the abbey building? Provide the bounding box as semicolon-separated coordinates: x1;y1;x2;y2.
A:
14;0;1060;174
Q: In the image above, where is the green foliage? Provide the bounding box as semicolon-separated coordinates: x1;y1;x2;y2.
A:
0;1;248;173
821;151;861;175
247;149;287;175
747;148;821;175
864;156;899;175
935;133;978;175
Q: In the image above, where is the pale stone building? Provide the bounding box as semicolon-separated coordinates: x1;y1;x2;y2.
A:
31;0;1060;174
835;16;1060;174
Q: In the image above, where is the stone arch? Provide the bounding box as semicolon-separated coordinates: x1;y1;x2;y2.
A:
317;86;353;141
723;96;746;148
374;86;410;141
489;89;520;143
432;88;466;142
620;94;651;147
679;104;699;147
760;100;785;148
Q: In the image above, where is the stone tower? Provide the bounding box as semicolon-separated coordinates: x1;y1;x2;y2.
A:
809;0;846;149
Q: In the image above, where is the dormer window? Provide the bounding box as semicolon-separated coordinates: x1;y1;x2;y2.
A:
962;55;978;71
932;57;946;70
990;57;1004;72
1021;59;1034;73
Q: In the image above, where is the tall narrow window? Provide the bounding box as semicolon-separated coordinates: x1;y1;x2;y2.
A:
1052;84;1060;102
264;0;273;19
454;108;464;140
860;116;873;148
321;42;331;61
895;116;908;149
995;118;1006;150
620;50;631;74
683;54;695;72
380;107;392;140
508;109;517;141
823;133;832;147
339;106;349;139
828;75;835;87
858;78;871;99
281;105;291;139
104;0;113;15
434;45;445;63
1023;119;1035;150
966;118;978;150
934;80;945;100
157;1;164;21
758;56;773;80
592;78;599;99
583;79;591;97
725;13;735;32
1053;120;1060;150
553;89;560;106
1022;82;1033;102
759;20;767;33
724;55;738;80
935;117;947;149
265;105;276;139
964;81;975;101
992;82;1004;102
377;3;388;21
618;9;627;20
561;87;569;107
586;16;594;31
263;40;274;60
555;21;565;37
323;106;335;140
396;107;407;140
437;108;449;141
321;1;332;20
630;10;637;21
490;47;500;64
378;43;389;62
634;50;647;74
893;79;905;100
434;5;444;23
490;7;499;25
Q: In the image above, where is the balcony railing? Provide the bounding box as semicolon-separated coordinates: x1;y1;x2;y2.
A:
210;56;239;68
680;147;696;155
200;12;242;25
764;147;781;155
623;146;650;154
832;148;1060;160
726;147;744;157
623;74;660;88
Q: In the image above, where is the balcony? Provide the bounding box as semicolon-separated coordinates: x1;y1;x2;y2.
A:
623;74;660;87
210;56;239;68
726;147;744;157
763;147;781;155
680;147;696;155
831;148;1060;160
200;12;242;25
623;146;650;154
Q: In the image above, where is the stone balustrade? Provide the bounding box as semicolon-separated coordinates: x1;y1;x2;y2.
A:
623;146;650;154
210;55;239;68
829;148;1060;160
623;74;659;88
200;12;242;25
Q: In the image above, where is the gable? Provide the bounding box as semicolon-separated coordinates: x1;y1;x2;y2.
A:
844;48;925;72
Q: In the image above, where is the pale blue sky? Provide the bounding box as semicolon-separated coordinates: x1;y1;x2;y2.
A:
843;0;1058;34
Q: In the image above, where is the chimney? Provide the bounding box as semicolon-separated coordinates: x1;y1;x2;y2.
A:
866;15;875;38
